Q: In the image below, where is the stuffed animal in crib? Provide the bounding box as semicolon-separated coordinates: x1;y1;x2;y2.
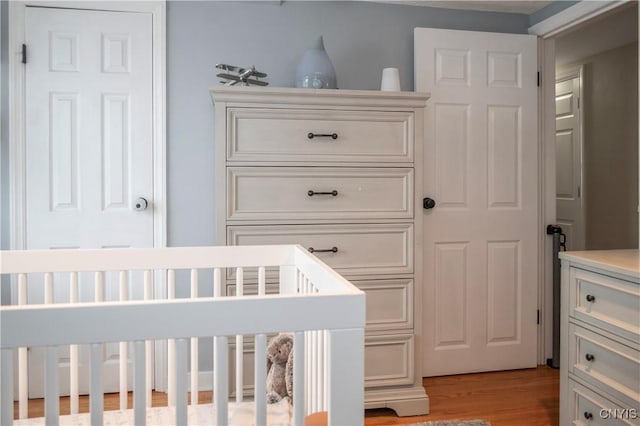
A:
266;333;294;404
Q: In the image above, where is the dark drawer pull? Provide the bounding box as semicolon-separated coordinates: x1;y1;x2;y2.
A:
585;353;595;362
308;190;338;197
307;132;338;140
584;411;593;420
308;247;338;254
586;294;596;302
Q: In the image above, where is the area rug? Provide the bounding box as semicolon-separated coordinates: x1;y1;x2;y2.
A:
406;420;491;426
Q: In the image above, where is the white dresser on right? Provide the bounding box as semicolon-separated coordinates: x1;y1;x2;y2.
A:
559;250;640;426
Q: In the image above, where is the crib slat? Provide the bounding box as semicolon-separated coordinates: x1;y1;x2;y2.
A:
318;329;324;411
190;269;199;405
90;343;104;425
311;330;317;414
323;330;328;412
92;273;104;423
95;271;104;302
120;271;129;411
69;272;78;305
44;272;53;304
18;347;28;418
144;270;153;407
45;346;60;425
168;269;176;407
1;348;14;426
305;280;311;416
213;268;221;298
69;272;79;414
134;340;146;426
91;276;104;424
212;268;221;404
236;267;243;403
176;338;189;425
214;335;229;425
254;333;267;426
18;273;28;419
258;266;266;296
293;331;305;426
279;264;297;295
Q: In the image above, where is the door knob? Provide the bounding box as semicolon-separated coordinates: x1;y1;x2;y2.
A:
423;197;436;210
134;197;149;211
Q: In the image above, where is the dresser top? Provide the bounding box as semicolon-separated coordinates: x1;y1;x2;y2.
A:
559;249;640;280
210;85;430;108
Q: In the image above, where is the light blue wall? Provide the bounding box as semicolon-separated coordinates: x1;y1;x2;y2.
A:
529;0;579;26
166;0;530;247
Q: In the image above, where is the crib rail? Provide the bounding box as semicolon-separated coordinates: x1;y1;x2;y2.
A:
0;245;365;426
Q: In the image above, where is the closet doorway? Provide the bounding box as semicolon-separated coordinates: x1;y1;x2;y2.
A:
554;3;638;251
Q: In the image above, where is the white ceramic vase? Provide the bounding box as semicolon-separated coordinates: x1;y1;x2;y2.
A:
295;36;337;89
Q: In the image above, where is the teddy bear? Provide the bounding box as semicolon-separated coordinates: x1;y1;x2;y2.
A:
266;333;294;404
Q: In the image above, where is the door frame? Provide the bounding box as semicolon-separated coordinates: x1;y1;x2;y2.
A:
530;0;634;364
555;65;585;251
8;0;168;389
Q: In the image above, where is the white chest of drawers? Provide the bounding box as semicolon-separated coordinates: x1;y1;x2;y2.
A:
559;250;640;426
211;86;430;416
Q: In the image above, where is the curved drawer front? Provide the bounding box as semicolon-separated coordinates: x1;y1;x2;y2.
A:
365;334;414;388
227;223;413;278
571;269;640;343
227;108;413;163
356;279;413;331
228;167;413;221
569;324;640;408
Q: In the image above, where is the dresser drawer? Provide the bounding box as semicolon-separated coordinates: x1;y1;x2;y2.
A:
365;334;414;388
227;223;413;279
356;279;413;331
570;268;640;342
227;167;413;221
569;323;640;408
567;380;639;426
227;108;414;163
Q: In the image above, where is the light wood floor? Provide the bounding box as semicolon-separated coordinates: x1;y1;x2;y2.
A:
366;367;559;425
15;366;558;425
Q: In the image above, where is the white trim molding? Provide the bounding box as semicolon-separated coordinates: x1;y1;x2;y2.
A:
537;37;556;366
529;0;630;38
8;0;167;252
533;0;636;365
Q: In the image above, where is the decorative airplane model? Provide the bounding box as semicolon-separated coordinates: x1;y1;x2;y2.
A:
216;64;268;86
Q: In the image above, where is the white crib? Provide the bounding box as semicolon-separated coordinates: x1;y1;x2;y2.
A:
0;245;365;425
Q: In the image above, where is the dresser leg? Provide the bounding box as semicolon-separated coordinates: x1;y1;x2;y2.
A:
365;386;430;416
386;397;430;417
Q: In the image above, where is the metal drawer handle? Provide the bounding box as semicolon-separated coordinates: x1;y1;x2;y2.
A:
307;132;338;140
585;353;595;362
586;294;596;302
308;247;338;254
308;190;338;197
584;411;593;420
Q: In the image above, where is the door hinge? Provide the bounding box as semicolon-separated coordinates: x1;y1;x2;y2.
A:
21;44;27;64
577;97;580;109
578;185;581;198
537;71;540;87
537;309;540;324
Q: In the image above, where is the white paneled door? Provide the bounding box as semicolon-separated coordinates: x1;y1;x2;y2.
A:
415;28;539;376
25;6;153;397
555;73;584;251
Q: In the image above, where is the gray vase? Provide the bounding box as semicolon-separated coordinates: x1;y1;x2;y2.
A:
295;36;337;89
